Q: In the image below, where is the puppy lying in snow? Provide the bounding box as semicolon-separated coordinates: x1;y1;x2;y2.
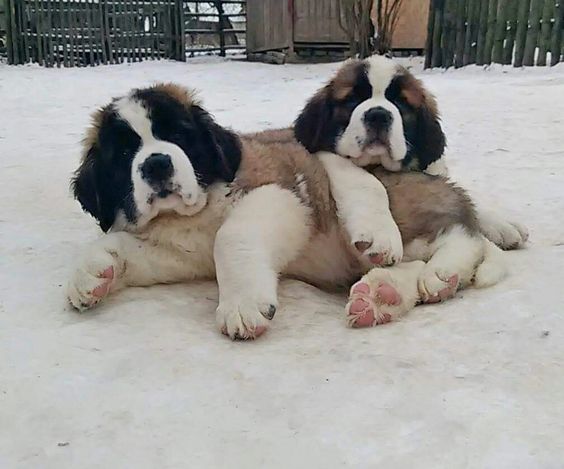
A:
293;55;528;327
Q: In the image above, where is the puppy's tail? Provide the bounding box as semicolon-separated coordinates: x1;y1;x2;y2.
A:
474;237;507;288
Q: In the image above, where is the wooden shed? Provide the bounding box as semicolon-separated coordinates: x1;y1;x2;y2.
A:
246;0;349;63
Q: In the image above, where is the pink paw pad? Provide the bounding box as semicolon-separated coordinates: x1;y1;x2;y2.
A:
91;266;114;298
348;298;376;328
375;283;401;305
425;274;459;304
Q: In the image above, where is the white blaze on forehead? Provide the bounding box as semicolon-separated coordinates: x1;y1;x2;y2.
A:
115;96;153;141
113;94;206;229
365;55;401;96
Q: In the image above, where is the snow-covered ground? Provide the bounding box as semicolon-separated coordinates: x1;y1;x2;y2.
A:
1;57;564;468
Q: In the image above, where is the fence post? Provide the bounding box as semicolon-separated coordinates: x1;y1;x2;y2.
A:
424;0;436;69
492;0;508;63
523;0;542;65
514;0;530;66
537;0;554;66
5;0;13;64
502;0;518;64
454;0;467;68
550;0;563;65
431;0;445;68
217;0;225;57
483;0;498;64
476;0;489;64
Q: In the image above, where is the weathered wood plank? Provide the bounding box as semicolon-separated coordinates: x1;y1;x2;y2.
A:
492;0;508;63
537;0;554;66
523;0;543;65
476;0;490;64
550;0;563;65
454;0;467;67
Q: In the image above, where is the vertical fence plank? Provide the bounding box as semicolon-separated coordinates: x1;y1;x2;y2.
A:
476;0;489;64
454;0;467;67
98;0;107;65
5;0;13;64
514;0;531;66
463;0;477;65
537;0;554;65
524;0;542;65
46;0;55;66
483;0;498;64
19;0;30;63
492;0;507;63
443;0;457;68
59;0;68;66
550;0;563;65
502;0;518;64
425;0;436;68
431;0;444;67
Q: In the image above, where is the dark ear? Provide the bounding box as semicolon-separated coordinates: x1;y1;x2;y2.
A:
294;86;333;153
208;120;241;182
414;106;447;170
397;74;447;170
71;147;114;232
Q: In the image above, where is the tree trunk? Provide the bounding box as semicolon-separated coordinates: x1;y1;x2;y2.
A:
523;0;543;65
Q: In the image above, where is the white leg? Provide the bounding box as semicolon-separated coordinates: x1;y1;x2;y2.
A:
346;261;425;327
214;185;311;340
418;225;485;303
476;207;529;250
317;151;403;266
67;231;205;310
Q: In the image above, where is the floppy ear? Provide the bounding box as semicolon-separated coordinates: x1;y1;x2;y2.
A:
398;75;447;170
191;105;242;183
294;86;333;153
207;120;241;182
71;147;114;232
414;104;447;170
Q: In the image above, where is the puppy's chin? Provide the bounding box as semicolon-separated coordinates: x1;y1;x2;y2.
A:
350;143;402;171
113;191;209;233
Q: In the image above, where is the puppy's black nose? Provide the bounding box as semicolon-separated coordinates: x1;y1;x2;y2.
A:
140;153;174;184
363;106;393;129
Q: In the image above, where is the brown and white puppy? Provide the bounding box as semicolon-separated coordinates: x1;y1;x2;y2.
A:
68;83;502;338
295;55;529;250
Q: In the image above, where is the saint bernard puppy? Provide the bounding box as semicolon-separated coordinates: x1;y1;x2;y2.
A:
67;76;516;339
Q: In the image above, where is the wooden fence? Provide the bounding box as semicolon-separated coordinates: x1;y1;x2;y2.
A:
4;0;245;66
425;0;564;68
184;0;245;57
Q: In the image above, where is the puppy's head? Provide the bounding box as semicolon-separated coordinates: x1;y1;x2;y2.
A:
295;55;446;173
72;84;241;232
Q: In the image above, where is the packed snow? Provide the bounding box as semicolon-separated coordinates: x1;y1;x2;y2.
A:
1;57;563;468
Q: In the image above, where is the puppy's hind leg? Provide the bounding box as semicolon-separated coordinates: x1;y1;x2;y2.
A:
418;225;485;303
214;185;311;340
346;261;425;327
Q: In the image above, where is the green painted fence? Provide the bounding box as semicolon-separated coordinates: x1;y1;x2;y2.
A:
425;0;563;68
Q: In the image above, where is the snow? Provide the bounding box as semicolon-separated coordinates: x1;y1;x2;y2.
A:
1;57;564;468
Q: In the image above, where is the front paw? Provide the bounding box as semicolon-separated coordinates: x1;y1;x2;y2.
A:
67;250;119;311
216;299;276;340
352;222;403;267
